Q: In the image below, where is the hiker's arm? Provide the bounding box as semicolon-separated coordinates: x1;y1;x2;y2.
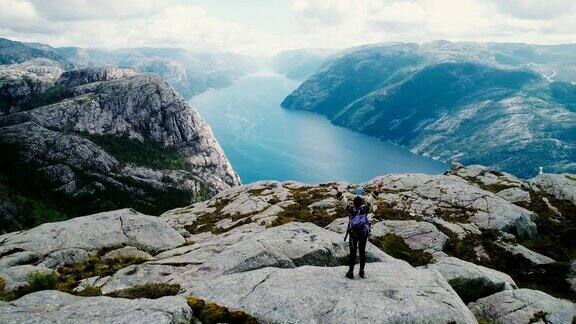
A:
368;181;383;212
332;184;348;208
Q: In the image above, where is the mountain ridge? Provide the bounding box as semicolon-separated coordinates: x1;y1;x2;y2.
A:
0;37;257;99
282;40;576;178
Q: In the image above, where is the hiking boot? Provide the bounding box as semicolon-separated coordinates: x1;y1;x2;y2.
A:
345;271;354;279
359;270;365;278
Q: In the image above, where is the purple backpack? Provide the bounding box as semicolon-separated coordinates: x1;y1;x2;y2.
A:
349;209;371;238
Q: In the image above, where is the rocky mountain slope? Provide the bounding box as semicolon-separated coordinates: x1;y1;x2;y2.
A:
0;164;574;323
0;38;257;99
0;38;70;68
282;41;576;178
0;61;239;232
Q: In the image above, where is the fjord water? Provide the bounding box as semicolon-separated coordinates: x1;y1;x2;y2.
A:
191;72;447;184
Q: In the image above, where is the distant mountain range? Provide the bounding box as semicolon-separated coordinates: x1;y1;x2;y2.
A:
272;48;336;80
0;37;257;99
282;40;576;178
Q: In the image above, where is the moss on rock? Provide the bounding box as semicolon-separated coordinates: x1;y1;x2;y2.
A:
184;197;233;234
76;285;102;297
272;187;341;228
200;303;229;324
27;271;57;292
437;227;575;301
186;296;206;314
187;295;258;324
373;201;416;221
107;283;181;299
371;234;433;267
56;255;147;294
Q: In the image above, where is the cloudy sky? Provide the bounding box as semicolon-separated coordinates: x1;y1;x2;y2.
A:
1;0;575;55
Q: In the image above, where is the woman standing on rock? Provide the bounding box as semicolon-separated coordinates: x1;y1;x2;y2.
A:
332;182;382;279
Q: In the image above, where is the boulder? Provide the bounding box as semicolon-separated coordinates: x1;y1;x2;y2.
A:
431;218;481;239
468;288;576;324
497;242;555;265
327;218;449;253
38;248;94;269
0;265;54;291
99;264;187;295
196;222;395;276
102;246;154;261
0;209;185;267
0;251;38;270
372;220;450;253
424;257;516;303
105;222;396;294
184;263;477;323
0;290;192;323
367;173;538;239
531;173;576;206
496;187;531;204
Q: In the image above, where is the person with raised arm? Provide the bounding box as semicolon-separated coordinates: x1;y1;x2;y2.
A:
332;182;382;279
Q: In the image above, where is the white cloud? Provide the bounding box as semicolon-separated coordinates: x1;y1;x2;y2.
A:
0;0;575;55
491;0;576;20
0;0;279;54
28;0;169;21
288;0;576;50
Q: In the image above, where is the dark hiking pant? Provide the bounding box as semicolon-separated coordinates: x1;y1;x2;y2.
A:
348;235;367;272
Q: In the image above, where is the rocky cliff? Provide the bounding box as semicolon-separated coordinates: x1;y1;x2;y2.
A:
281;41;576;178
0;165;574;323
0;62;240;232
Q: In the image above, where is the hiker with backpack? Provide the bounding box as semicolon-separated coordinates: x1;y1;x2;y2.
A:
332;182;382;279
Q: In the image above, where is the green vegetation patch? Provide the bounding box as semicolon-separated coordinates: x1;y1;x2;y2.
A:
518;190;576;262
433;206;472;223
456;170;516;194
107;283;181;299
436;225;575;301
184;197;236;234
28;84;68;109
82;133;191;171
371;234;433;267
373;201;417;221
56;255;147;294
27;271;57;292
271;187;341;228
0;270;59;301
0;174;67;233
76;285;102;297
448;277;506;304
0;276;11;301
186;296;258;324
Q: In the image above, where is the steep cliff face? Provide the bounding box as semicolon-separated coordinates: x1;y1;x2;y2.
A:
0;64;240;231
0;165;574;323
282;41;576;178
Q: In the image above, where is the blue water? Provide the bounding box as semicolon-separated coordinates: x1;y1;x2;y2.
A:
191;72;447;184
